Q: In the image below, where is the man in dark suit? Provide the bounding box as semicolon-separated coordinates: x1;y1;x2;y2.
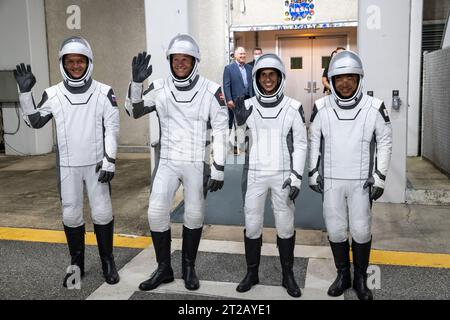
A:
223;46;254;154
247;47;263;68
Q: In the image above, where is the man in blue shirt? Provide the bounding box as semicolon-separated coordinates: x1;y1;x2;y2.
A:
223;47;254;154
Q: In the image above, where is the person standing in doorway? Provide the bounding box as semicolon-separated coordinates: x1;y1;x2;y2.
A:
223;46;254;155
247;47;263;68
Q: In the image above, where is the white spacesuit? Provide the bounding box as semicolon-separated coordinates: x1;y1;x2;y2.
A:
308;50;392;300
233;53;307;298
125;34;228;291
14;36;120;287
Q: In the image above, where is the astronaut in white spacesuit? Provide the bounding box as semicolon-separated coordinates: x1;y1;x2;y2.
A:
125;34;228;291
13;36;120;287
233;53;307;298
308;50;392;300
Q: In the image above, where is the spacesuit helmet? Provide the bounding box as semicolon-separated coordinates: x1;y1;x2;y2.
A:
328;50;364;107
166;34;201;87
58;36;93;88
252;53;286;104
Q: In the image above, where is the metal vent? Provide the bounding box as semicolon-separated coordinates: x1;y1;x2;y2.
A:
422;23;445;52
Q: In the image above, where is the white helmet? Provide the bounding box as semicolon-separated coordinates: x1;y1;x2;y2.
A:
252;53;286;104
328;50;364;107
166;34;201;88
59;36;93;88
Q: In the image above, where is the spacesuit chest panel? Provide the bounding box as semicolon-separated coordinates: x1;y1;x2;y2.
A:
322;95;374;179
159;77;210;162
247;97;293;172
54;81;104;166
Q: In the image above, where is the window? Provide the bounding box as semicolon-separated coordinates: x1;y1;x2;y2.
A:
322;56;332;69
290;57;303;69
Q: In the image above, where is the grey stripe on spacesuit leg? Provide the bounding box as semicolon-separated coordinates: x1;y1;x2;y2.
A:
56;142;62;202
368;133;376;179
203;162;210;199
150;111;163;194
241;132;251;206
368;134;376;208
150;142;161;194
320;134;325;202
203;120;212;199
286;128;294;172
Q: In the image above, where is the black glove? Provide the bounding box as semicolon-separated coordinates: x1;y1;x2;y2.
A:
13;63;36;93
363;176;384;201
208;179;224;192
282;178;300;201
132;51;152;83
310;173;324;194
234;96;253;126
96;161;115;183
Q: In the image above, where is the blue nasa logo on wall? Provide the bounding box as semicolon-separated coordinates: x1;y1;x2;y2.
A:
284;0;316;22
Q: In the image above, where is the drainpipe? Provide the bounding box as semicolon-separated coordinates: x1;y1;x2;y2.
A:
225;0;233;64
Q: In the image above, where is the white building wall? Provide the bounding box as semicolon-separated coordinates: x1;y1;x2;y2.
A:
187;0;358;83
358;0;411;203
231;0;358;26
407;0;423;156
0;0;52;155
188;0;228;84
145;0;189;171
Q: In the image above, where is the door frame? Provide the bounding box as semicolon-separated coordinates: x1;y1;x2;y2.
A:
275;34;350;56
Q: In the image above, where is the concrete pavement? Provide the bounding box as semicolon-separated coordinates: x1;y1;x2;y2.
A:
0;152;449;300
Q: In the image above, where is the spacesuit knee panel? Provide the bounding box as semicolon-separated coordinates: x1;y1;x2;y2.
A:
327;231;348;244
148;200;171;232
325;216;348;243
62;209;84;228
350;224;372;244
245;210;263;239
245;226;263;239
91;211;113;226
276;224;295;240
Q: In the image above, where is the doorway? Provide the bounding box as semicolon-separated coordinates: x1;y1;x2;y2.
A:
278;35;347;124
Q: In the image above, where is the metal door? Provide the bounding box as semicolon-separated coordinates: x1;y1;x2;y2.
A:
279;36;347;124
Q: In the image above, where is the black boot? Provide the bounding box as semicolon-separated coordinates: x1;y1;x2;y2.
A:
139;229;174;291
328;239;352;297
236;231;262;293
63;224;85;288
182;226;202;290
278;233;301;298
352;238;373;300
94;220;120;285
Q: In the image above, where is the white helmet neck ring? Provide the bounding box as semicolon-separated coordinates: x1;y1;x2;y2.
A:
330;76;363;108
58;36;94;88
254;73;285;104
60;57;93;88
252;53;286;105
170;57;199;88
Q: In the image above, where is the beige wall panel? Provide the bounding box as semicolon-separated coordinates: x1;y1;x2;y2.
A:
188;0;228;84
44;0;148;147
